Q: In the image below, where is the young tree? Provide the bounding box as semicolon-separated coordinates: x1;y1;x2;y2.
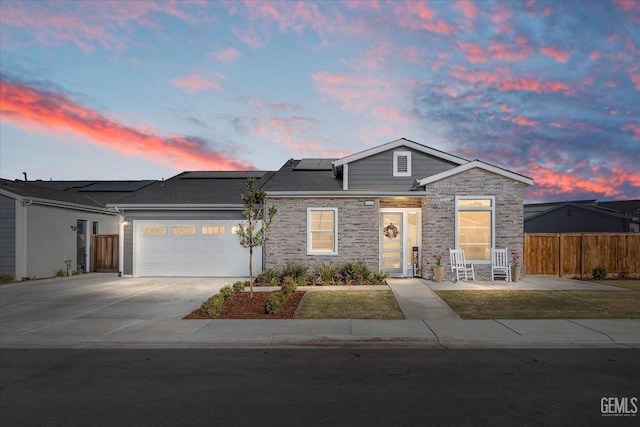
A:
237;178;277;296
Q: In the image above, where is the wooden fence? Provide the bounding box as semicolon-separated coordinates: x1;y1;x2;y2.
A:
524;233;640;278
91;234;119;273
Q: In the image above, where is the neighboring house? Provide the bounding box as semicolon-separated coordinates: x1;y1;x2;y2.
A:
108;171;274;277
0;179;145;279
524;201;640;233
263;138;533;280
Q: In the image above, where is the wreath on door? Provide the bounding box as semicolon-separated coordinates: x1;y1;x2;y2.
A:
383;223;399;239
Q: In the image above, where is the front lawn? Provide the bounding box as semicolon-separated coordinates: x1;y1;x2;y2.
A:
435;281;640;319
294;290;404;319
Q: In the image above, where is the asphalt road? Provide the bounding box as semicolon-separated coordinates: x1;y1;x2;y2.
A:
1;348;638;426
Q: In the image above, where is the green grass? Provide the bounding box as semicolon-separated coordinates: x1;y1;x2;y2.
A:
435;280;640;319
294;290;404;319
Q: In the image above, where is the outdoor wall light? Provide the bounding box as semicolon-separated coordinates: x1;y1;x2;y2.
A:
70;225;78;231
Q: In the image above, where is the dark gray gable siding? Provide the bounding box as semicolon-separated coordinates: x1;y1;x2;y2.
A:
0;194;16;275
347;146;459;190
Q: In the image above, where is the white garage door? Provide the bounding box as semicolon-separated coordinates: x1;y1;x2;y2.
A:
134;220;261;277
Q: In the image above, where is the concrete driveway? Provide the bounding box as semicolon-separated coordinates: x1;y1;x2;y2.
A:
0;274;232;333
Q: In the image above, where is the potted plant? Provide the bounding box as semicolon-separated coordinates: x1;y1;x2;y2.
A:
432;254;445;283
511;251;521;282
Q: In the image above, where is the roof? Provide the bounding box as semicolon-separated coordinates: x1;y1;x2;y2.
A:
525;202;636;222
263;160;343;192
0;179;116;212
525;199;640;220
111;171;275;207
28;180;157;205
333;138;468;168
418;160;534;186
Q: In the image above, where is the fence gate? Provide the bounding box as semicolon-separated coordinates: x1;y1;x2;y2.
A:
91;234;119;272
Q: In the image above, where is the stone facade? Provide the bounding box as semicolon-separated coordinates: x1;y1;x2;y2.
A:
265;198;380;272
422;168;527;281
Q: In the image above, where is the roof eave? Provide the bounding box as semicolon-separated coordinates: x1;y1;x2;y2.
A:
418;160;534;186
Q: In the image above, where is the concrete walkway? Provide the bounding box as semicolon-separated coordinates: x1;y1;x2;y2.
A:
1;274;638;349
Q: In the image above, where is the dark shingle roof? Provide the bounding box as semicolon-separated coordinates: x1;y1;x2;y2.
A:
263;160;342;192
112;171;275;205
24;180;157;205
0;179;106;208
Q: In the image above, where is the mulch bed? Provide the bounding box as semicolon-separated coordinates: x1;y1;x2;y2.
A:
183;291;307;320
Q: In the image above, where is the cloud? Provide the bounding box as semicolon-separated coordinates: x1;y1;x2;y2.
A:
170;73;225;93
312;72;396;113
211;48;242;64
0;76;253;171
540;46;570;63
455;0;478;19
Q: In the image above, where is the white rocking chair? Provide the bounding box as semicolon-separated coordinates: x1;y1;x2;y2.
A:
449;248;475;282
491;248;511;282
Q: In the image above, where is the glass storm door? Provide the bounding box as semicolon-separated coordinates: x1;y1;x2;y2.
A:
381;212;403;276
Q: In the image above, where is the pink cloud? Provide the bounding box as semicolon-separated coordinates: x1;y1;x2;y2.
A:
512;116;539;126
455;0;478;19
621;124;640;139
488;42;532;61
499;78;573;95
392;2;455;35
211;48;242;64
612;0;640;12
170;73;225;93
458;41;487;63
312;72;395;112
630;73;640;90
540;46;570;63
0;78;253;171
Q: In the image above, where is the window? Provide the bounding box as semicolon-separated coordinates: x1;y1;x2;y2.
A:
144;226;167;235
393;151;411;177
307;208;338;255
172;226;196;235
231;226;241;235
202;226;226;235
455;197;494;262
92;221;99;234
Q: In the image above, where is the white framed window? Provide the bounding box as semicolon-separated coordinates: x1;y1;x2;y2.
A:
393;151;411;177
231;226;241;235
455;196;495;262
202;226;226;235
307;208;338;255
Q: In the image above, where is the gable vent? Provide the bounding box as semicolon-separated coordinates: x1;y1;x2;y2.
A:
393;151;412;177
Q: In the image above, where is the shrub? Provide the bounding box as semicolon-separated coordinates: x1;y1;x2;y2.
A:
265;293;286;314
201;294;225;318
281;260;308;285
71;270;82;276
281;276;298;296
260;267;281;284
617;271;629;280
0;273;16;284
592;266;607;279
232;280;247;293
219;285;235;298
340;261;372;282
55;269;66;277
315;263;340;284
372;272;390;284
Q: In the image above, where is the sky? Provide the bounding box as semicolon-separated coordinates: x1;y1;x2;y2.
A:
0;0;638;203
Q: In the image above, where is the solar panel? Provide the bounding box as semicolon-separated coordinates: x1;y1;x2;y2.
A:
181;171;267;179
294;159;336;171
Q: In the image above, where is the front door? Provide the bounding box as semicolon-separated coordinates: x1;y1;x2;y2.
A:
380;212;403;276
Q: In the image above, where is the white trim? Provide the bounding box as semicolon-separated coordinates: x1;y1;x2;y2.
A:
266;191;425;198
455;196;495;263
393;151;412;177
342;163;349;190
307;207;338;256
109;204;244;210
333;138;468;167
419;160;534;186
15;199;27;279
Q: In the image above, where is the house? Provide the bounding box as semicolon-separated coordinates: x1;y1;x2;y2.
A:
262;138;533;280
524;200;640;233
0;179;152;279
1;138;534;281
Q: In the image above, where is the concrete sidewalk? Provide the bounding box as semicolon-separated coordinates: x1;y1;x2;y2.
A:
1;274;638;349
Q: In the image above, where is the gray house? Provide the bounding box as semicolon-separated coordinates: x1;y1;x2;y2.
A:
263;138;533;280
2;138;534;280
0;179;134;279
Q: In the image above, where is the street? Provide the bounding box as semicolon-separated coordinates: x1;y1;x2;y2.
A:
1;348;638;426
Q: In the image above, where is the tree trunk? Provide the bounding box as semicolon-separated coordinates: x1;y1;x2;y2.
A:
249;247;253;297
